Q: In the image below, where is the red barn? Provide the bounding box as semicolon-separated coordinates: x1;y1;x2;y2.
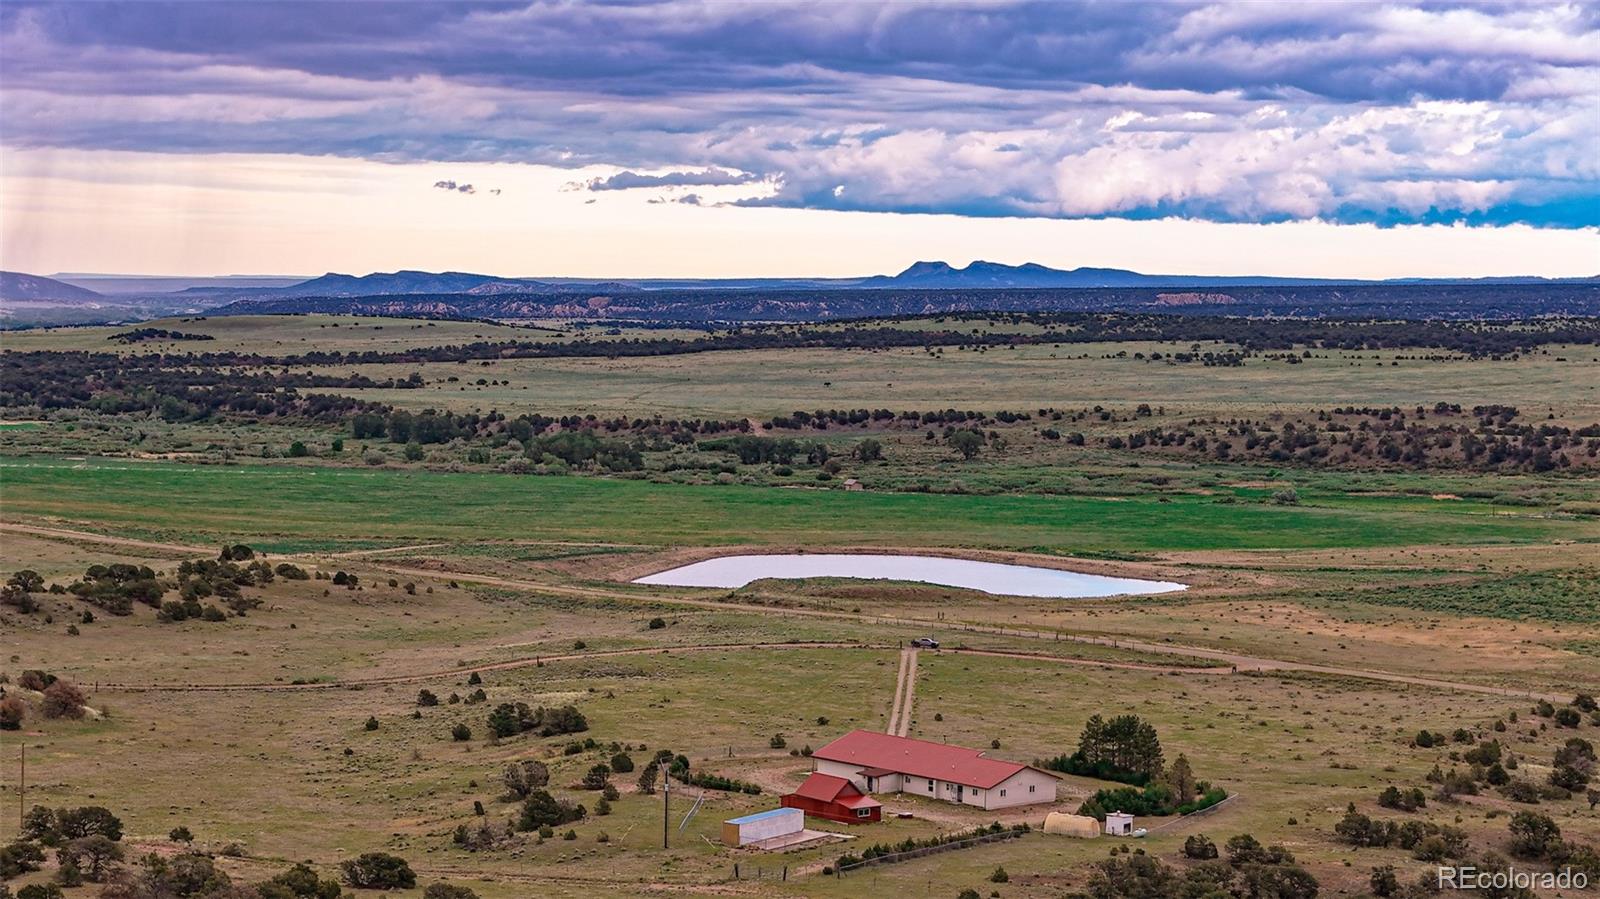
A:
781;772;882;824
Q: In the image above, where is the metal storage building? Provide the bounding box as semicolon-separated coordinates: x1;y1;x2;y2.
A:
721;807;804;847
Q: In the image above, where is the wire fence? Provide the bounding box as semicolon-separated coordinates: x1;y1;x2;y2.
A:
836;828;1025;875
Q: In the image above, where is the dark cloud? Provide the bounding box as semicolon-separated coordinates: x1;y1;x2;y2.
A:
577;169;762;191
434;180;476;194
1;1;1595;226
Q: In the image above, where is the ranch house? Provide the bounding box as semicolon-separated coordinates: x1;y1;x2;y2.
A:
809;730;1058;810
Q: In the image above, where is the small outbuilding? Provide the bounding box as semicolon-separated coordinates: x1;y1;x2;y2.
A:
722;808;804;847
781;772;882;824
1043;812;1101;838
842;479;864;491
1104;811;1135;836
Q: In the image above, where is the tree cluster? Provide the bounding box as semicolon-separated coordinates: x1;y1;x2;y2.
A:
485;702;588;739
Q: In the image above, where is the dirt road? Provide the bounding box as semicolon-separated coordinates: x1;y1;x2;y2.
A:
886;647;919;736
5;520;1568;702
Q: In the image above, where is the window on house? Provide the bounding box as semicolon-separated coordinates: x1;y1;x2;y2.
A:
927;780;934;790
1029;785;1036;793
855;808;871;818
1000;789;1007;797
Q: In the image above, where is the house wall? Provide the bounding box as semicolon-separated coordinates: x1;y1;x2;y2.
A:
813;758;867;790
780;793;878;824
814;758;1056;809
984;768;1058;809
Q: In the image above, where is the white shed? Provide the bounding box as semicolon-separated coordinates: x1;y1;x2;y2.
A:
1104;811;1135;836
722;807;804;847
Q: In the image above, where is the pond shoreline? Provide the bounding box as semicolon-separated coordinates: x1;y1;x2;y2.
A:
632;552;1188;598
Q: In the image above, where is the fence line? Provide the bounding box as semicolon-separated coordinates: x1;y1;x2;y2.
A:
837;829;1025;875
1144;793;1241;834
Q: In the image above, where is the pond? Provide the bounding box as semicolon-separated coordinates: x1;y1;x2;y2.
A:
632;553;1186;598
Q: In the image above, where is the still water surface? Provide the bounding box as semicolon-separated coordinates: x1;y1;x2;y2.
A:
633;553;1187;598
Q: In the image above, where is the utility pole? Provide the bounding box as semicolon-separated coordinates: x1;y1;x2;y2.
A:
18;743;24;833
661;764;670;849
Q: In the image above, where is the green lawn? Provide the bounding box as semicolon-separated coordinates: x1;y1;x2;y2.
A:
2;457;1590;550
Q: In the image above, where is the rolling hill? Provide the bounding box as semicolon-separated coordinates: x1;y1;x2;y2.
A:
0;271;107;303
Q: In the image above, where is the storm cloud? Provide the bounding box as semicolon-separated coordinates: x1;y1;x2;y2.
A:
1;0;1595;226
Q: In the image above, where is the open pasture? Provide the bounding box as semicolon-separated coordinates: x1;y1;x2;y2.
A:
3;456;1594;552
309;340;1600;422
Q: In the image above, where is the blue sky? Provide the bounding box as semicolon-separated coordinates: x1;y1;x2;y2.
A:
1;1;1596;276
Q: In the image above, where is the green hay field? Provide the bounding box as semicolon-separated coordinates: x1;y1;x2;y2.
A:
3;457;1592;550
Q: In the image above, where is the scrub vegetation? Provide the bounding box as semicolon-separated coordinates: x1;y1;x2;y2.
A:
1;312;1596;899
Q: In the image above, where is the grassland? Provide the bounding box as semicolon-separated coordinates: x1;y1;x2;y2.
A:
0;315;708;355
3;313;1598;899
3;456;1593;551
310;341;1600;422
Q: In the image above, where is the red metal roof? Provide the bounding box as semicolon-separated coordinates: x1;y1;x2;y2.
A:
812;730;1030;790
790;772;869;804
834;792;880;810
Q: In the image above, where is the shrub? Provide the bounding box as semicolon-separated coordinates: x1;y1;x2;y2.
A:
0;696;24;731
769;733;787;749
168;826;194;844
59;835;122;882
422;883;479;899
1500;779;1542;804
40;681;87;720
647;617;666;630
417;689;439;707
1370;865;1399;897
1183;835;1218;859
1377;786;1427;812
0;841;46;878
451;723;473;742
679;770;761;794
487;702;587;739
502;760;550;799
1508;811;1561;859
581;764;612;790
340;852;415;890
55;807;122;842
609;752;634;774
989;866;1009;883
517;791;585;831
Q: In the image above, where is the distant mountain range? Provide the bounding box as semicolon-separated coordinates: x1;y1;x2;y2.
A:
178;261;1600;296
17;262;1598;302
4;262;1596;327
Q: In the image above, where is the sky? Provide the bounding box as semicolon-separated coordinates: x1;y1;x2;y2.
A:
1;0;1597;279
